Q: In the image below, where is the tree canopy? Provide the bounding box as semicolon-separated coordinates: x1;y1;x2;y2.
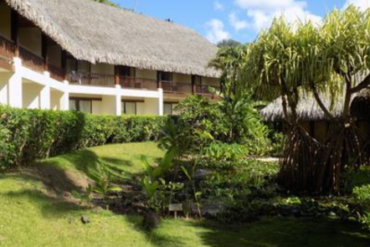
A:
217;39;242;48
238;5;370;194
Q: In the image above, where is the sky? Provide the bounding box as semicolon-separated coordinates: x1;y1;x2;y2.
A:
112;0;370;44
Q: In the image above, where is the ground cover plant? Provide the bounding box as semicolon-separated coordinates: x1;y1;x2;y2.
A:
1;143;369;247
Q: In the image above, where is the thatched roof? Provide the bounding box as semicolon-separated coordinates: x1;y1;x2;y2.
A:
261;91;346;121
261;73;370;122
5;0;220;77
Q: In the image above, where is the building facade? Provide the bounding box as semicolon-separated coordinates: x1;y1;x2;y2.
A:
0;0;220;116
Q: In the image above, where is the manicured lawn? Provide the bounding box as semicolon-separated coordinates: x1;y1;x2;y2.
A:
0;142;369;247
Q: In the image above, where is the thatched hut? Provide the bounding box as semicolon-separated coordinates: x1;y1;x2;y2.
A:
262;89;370;143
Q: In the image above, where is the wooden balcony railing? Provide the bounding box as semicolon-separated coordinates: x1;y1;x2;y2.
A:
196;85;219;95
48;63;65;81
161;80;193;94
19;46;44;73
68;72;115;87
0;34;16;60
120;77;157;90
66;73;219;98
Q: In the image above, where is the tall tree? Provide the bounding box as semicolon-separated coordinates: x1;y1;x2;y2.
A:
242;6;370;194
209;45;247;97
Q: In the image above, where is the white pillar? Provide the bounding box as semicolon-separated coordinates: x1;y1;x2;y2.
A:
158;88;164;116
0;74;10;105
115;84;122;116
40;72;51;110
40;85;50;110
8;58;22;108
60;80;70;111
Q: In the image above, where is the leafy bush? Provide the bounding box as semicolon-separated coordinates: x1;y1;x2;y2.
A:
0;105;167;170
171;95;271;155
203;142;248;162
201;160;279;200
353;185;370;205
353;184;370;229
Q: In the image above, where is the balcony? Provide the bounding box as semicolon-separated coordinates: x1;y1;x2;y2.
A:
161;80;193;94
19;46;44;73
196;85;220;97
0;34;16;60
68;72;115;87
0;34;66;80
66;73;219;97
119;77;157;90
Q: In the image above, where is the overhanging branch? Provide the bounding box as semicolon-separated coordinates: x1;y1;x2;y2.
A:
351;73;370;94
312;87;335;121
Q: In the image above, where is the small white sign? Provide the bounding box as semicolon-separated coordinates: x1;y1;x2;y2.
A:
169;203;183;212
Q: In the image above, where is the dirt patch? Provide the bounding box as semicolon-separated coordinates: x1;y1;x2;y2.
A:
19;166;91;200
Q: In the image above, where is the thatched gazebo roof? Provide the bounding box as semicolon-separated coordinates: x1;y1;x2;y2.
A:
261;91;345;122
5;0;220;77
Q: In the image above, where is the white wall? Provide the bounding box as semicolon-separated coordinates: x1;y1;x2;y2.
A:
50;90;63;110
0;73;12;105
137;102;145;115
101;95;116;115
23;83;41;109
92;101;103;114
143;98;159;115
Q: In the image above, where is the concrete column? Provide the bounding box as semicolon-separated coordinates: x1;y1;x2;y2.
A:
0;74;11;105
60;80;69;111
115;84;122;116
8;58;23;108
40;85;50;110
158;88;164;116
40;72;51;109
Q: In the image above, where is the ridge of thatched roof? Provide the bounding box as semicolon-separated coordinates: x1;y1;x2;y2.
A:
261;91;346;121
5;0;221;77
261;73;370;122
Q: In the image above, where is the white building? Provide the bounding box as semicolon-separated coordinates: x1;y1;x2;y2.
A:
0;0;220;116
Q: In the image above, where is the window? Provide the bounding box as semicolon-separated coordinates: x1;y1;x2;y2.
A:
122;101;137;115
159;72;173;81
69;99;92;113
192;75;202;86
164;102;177;115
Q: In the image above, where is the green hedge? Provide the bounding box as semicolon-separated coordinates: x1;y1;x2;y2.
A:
0;105;167;170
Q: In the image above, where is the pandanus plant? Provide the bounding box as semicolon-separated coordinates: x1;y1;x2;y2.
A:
240;6;370;194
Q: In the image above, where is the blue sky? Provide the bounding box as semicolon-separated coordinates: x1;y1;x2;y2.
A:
112;0;369;44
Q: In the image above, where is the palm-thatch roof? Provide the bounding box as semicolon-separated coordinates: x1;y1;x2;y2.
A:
261;72;370;122
261;91;345;121
5;0;220;77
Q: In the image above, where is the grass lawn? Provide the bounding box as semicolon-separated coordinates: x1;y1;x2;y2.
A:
0;142;369;247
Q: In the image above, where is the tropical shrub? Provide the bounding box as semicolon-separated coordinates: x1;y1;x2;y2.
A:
171;95;270;154
353;184;370;229
203;142;247;162
0;105;167;170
